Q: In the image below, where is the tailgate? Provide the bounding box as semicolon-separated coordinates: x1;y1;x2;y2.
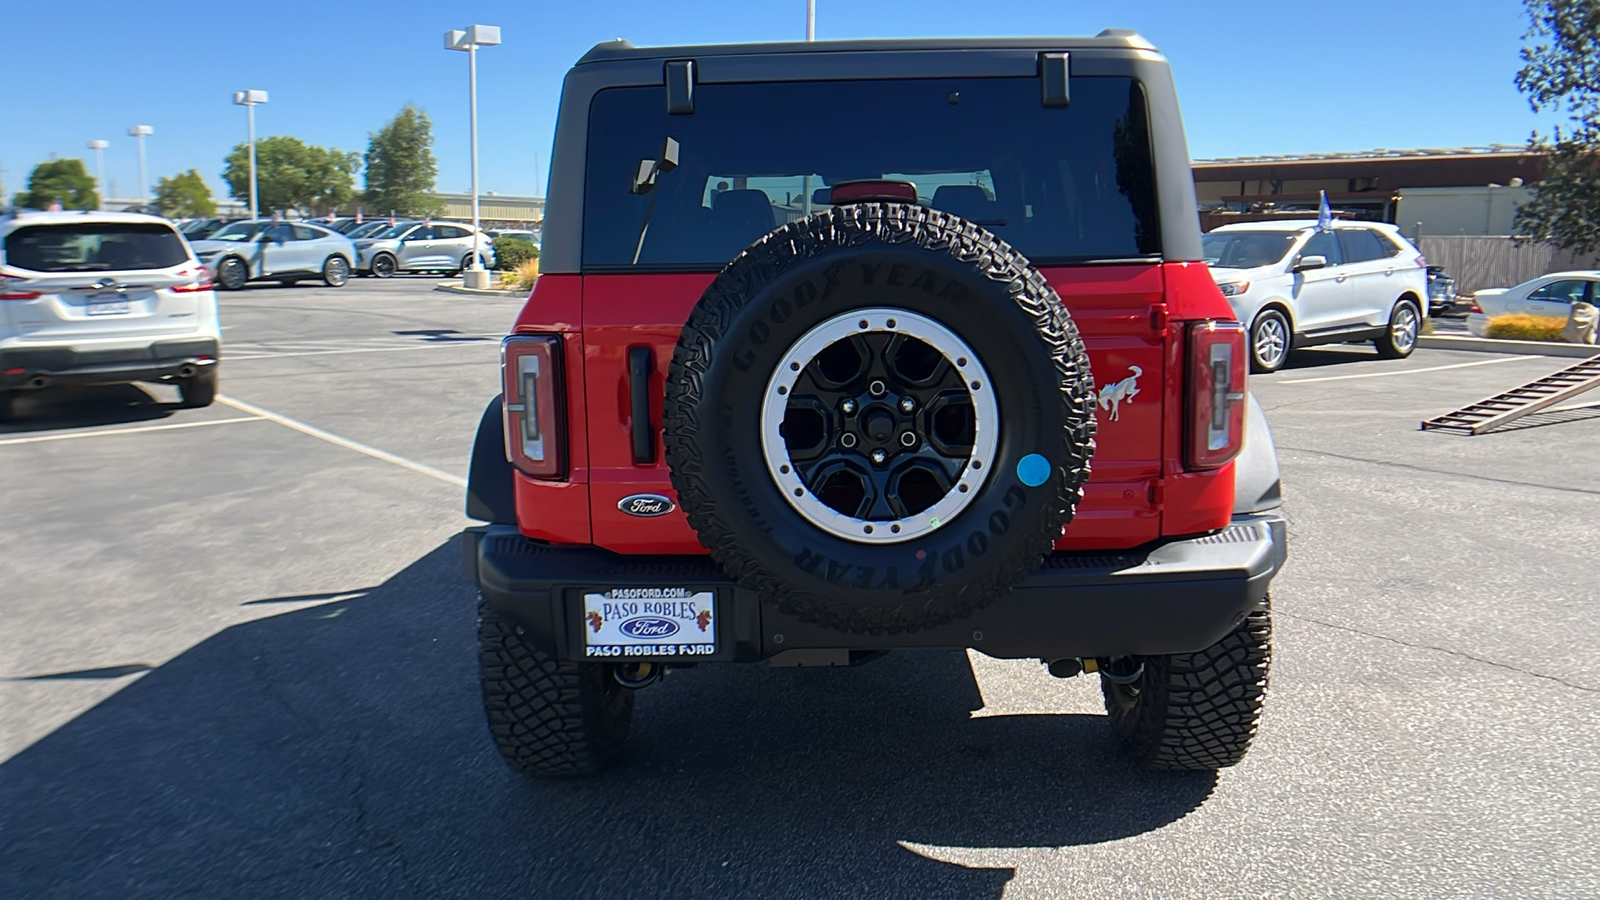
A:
580;265;1168;554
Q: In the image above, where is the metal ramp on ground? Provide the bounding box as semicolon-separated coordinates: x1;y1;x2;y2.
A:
1420;354;1600;435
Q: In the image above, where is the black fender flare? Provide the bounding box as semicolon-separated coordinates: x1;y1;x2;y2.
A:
1233;394;1282;514
466;395;516;524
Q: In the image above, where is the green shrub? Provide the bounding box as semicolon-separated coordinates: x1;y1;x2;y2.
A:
494;237;539;271
1485;314;1567;341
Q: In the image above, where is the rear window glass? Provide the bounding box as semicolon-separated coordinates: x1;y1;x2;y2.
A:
583;76;1160;269
3;222;189;272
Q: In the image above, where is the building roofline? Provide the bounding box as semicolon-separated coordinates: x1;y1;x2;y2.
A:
1194;145;1541;167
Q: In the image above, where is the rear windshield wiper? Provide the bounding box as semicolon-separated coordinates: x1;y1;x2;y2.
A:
629;137;680;265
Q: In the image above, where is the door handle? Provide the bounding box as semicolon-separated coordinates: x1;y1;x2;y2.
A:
628;345;655;465
1335;275;1348;283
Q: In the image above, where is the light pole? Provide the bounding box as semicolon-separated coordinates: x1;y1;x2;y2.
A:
88;140;108;208
128;125;152;209
807;0;816;41
233;90;268;219
446;24;500;289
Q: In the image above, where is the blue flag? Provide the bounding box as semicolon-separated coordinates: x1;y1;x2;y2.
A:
1317;190;1333;232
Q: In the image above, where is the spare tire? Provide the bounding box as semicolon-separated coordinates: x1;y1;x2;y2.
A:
664;203;1095;634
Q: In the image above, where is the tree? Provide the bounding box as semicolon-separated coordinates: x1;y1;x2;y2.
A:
363;104;443;217
222;136;360;216
13;158;98;210
154;169;216;218
1513;0;1600;254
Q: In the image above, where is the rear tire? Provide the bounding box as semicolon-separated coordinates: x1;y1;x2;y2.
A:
1101;596;1272;770
478;597;633;776
1375;298;1421;359
178;367;218;409
0;391;17;422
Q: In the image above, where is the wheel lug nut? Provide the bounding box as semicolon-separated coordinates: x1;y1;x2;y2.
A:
870;449;887;464
899;397;916;413
899;431;917;447
868;380;887;397
841;400;857;414
840;433;858;448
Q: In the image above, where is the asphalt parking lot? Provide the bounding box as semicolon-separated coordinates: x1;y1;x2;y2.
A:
2;280;1597;899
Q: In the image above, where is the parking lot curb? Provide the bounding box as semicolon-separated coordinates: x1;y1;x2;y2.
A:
434;281;526;298
1417;335;1600;358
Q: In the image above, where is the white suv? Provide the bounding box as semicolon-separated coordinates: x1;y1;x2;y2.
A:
1203;220;1429;372
0;211;221;420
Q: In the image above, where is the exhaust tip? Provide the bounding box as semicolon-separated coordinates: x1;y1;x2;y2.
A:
1045;658;1083;679
178;365;197;378
28;376;49;389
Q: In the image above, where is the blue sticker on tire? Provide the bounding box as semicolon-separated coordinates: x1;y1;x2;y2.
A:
1017;453;1050;487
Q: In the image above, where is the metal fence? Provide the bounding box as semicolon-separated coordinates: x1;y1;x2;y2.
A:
1417;236;1599;295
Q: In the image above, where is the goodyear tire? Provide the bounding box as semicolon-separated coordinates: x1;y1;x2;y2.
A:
664;203;1096;634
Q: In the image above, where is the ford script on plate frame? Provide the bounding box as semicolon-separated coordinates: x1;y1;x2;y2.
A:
582;588;716;657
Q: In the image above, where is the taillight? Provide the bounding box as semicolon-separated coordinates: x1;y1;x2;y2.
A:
171;266;213;293
0;277;40;300
1469;299;1482;313
502;334;566;479
1186;320;1247;469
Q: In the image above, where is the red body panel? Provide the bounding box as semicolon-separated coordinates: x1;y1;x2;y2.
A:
509;261;1239;554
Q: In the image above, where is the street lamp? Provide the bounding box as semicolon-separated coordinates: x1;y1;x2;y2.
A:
233;90;268;219
128;125;152;208
446;24;500;289
88;140;108;208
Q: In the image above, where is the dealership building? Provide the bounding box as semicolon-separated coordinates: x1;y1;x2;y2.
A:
1191;145;1546;238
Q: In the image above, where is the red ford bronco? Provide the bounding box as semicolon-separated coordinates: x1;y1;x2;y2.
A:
462;31;1286;776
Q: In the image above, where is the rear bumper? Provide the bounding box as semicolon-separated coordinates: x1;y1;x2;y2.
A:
465;513;1287;662
0;338;219;388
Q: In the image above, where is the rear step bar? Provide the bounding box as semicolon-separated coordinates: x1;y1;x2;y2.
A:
1420;354;1600;435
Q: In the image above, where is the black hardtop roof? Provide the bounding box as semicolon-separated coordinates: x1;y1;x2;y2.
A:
577;31;1157;65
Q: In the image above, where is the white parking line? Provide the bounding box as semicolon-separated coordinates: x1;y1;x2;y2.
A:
0;416;266;446
1277;355;1540;384
216;394;468;488
226;343;494;361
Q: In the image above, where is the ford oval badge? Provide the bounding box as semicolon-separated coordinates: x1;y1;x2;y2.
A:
618;493;676;517
619;616;681;639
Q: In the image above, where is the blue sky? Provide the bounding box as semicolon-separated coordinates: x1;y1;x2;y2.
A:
0;0;1556;203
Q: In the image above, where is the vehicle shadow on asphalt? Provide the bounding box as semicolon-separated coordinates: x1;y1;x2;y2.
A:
1280;347;1379;370
0;539;1215;899
0;383;176;434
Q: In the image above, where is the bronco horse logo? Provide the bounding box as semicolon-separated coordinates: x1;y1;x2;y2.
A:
1097;365;1142;422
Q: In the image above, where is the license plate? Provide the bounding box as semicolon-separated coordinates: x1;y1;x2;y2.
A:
86;299;131;316
582;588;716;658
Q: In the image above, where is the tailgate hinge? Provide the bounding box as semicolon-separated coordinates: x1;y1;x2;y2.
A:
1148;479;1166;511
1150;303;1169;336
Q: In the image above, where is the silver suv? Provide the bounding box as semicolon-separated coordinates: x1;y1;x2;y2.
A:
354;221;496;277
0;211;221;419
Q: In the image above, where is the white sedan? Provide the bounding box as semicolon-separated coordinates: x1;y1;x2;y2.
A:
1467;270;1600;336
